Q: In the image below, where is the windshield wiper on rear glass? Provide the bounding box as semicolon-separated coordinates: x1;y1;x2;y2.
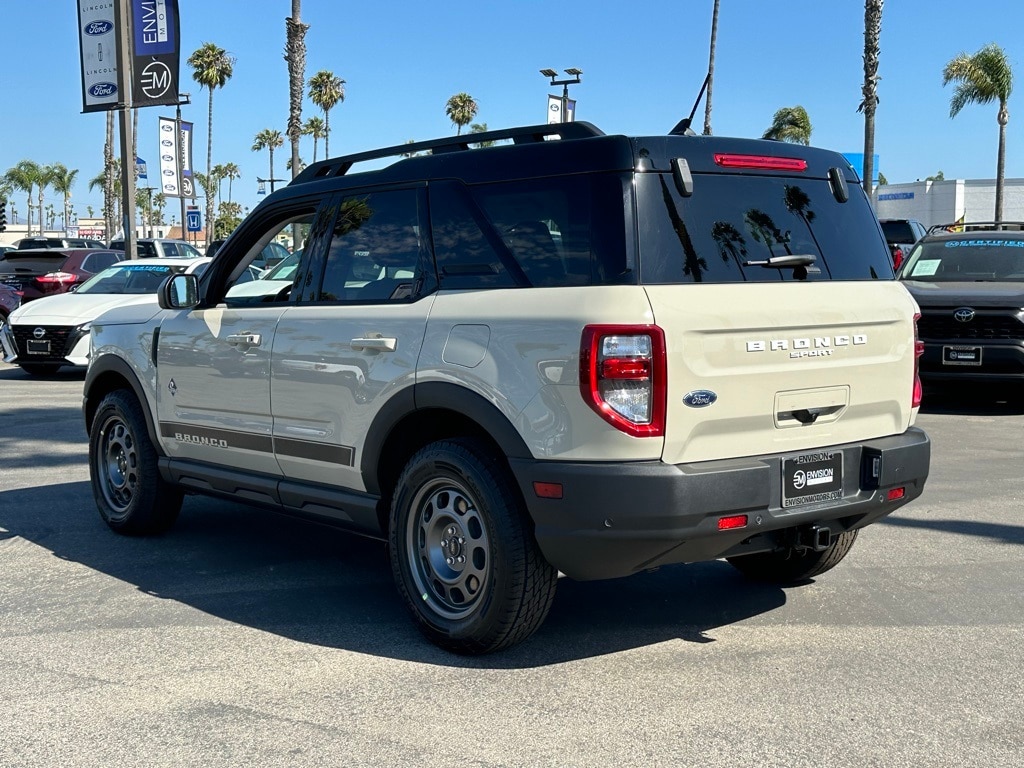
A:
742;254;817;268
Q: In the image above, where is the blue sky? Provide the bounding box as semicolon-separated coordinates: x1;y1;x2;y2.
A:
1;0;1021;225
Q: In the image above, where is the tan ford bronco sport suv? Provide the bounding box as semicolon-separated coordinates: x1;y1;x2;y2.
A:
83;121;931;654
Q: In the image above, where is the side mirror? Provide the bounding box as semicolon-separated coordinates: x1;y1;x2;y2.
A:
158;273;200;309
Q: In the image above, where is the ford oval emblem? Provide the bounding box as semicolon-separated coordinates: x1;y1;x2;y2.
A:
953;307;975;323
84;20;114;35
683;390;717;408
88;82;117;98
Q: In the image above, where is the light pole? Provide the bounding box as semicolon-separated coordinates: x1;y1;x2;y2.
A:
257;177;285;195
540;68;582;123
141;186;157;238
175;93;192;240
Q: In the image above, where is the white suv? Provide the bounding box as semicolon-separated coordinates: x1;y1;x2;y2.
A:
84;122;931;654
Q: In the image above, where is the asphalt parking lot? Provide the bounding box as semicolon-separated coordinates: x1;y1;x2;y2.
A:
1;363;1022;767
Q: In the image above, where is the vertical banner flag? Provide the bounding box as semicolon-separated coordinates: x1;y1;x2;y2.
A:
158;117;181;196
547;95;561;124
564;99;576;123
179;120;195;199
158;117;195;199
131;0;181;109
78;0;120;112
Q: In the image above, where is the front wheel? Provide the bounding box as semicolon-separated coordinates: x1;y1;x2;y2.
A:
389;439;558;655
727;530;859;583
89;389;183;535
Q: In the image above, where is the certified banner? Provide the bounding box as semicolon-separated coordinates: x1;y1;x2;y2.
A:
78;0;120;112
131;0;181;109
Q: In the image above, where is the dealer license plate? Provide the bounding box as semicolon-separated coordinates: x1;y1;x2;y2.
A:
943;345;982;366
26;339;51;355
782;451;843;508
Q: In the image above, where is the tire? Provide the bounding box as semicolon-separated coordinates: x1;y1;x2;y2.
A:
389;438;558;655
727;529;859;583
20;363;62;376
89;389;183;535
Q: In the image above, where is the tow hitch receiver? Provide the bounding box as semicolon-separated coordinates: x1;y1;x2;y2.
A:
797;524;832;552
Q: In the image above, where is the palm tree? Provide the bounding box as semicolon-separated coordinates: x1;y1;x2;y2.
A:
762;106;813;145
943;43;1014;223
188;42;235;247
308;70;345;158
50;163;79;233
36;164;57;234
703;0;721;135
4;160;40;234
222;162;241;203
90;159;122;229
252;129;284;192
210;163;227;206
303;116;326;162
445;93;478;135
859;1;883;196
285;1;309;180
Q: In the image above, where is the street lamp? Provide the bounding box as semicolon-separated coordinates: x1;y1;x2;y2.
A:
540;68;582;124
257;177;285;195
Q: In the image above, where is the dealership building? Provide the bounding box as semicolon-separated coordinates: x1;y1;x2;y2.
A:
872;177;1024;229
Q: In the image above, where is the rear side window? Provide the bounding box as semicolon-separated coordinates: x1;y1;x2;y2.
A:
430;175;633;289
637;173;893;283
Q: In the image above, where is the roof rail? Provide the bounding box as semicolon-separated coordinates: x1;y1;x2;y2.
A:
292;121;606;186
926;221;1024;234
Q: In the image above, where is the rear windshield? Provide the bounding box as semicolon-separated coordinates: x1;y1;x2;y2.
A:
881;220;916;244
901;238;1024;282
0;254;69;273
637;173;893;283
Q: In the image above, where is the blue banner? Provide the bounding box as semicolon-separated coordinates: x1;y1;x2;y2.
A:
131;0;180;108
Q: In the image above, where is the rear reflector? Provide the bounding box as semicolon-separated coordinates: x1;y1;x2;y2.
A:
714;153;808;172
533;482;563;499
887;487;906;501
718;514;748;531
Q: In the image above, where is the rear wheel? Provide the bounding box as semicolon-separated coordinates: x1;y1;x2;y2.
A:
389;438;558;655
89;389;183;535
727;530;859;583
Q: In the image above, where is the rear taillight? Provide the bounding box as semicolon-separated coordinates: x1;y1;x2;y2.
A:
580;325;666;437
892;247;904;270
36;272;78;285
713;153;808;172
912;312;924;408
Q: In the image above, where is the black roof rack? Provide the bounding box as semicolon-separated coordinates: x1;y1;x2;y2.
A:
926;221;1024;234
292;121;606;185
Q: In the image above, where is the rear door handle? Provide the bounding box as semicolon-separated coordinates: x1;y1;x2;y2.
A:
350;336;397;352
225;333;262;347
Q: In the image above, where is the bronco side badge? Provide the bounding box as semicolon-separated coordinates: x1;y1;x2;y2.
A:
683;390;717;408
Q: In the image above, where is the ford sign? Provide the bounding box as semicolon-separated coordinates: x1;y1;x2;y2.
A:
683;390;718;408
88;82;117;98
84;20;114;35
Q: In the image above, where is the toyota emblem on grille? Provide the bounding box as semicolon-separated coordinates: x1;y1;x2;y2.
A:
953;307;975;323
33;327;46;339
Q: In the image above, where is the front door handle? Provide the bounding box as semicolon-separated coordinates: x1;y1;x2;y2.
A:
225;333;262;347
350;336;397;352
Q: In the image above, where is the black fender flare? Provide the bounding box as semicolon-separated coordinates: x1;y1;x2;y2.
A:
359;381;532;494
83;354;162;452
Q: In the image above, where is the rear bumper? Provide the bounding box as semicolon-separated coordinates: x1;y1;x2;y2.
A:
510;427;930;581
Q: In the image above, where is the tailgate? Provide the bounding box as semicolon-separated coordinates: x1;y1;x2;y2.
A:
647;282;919;464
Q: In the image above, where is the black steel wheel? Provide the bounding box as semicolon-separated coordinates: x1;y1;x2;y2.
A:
727;530;859;583
389;439;558;655
89;389;182;535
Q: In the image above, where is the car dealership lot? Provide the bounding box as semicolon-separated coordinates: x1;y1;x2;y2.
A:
1;363;1022;767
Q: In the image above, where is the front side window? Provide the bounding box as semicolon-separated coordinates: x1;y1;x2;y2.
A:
638;173;893;283
312;188;432;303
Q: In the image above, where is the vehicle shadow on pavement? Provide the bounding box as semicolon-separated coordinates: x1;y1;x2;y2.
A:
880;514;1024;546
919;387;1024;416
0;406;87;470
0;481;788;668
0;366;86;382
